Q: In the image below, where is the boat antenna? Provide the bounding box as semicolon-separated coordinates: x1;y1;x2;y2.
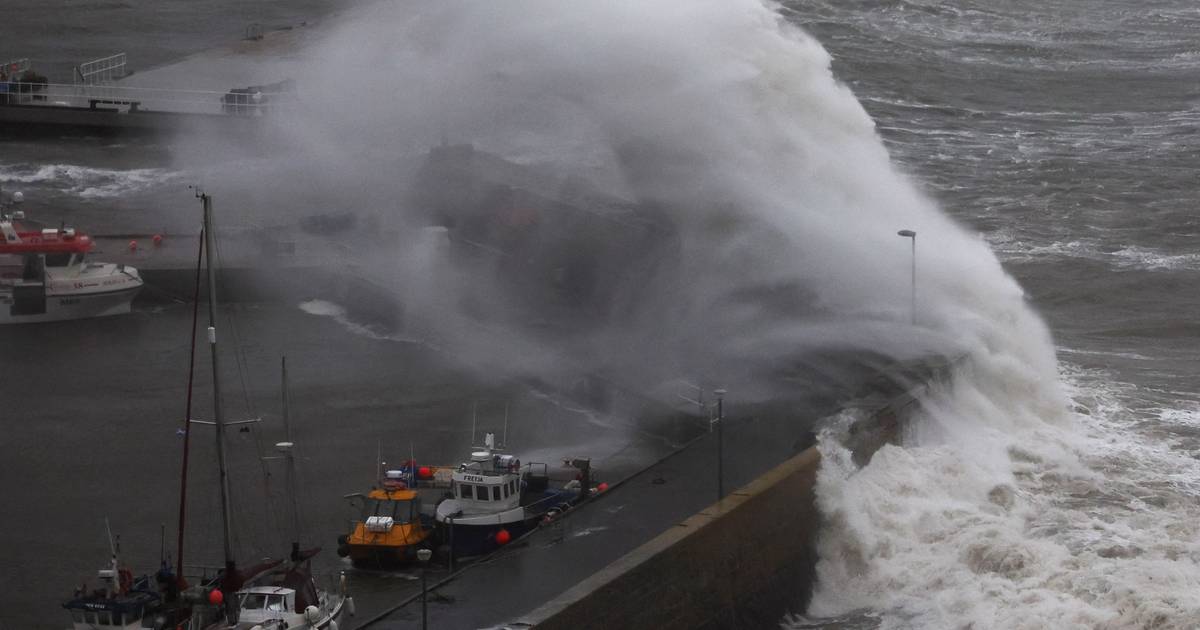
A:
471;401;477;447
202;192;238;619
502;403;508;449
410;441;416;488
175;216;205;586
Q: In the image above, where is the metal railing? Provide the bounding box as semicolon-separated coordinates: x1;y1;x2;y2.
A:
75;52;127;85
0;81;295;116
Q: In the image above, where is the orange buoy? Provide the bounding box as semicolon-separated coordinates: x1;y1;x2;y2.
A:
128;240;138;252
597;482;609;492
152;234;163;246
495;529;511;545
418;466;432;479
208;589;223;605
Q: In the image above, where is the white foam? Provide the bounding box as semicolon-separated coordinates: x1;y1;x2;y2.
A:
297;299;426;346
802;363;1200;629
0;163;179;199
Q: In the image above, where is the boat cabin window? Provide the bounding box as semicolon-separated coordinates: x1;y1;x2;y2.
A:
240;592;287;612
366;498;414;520
459;483;474;500
502;483;509;498
492;485;500;500
22;254;43;280
45;252;72;267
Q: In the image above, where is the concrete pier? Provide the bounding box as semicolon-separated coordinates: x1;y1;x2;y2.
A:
351;362;949;629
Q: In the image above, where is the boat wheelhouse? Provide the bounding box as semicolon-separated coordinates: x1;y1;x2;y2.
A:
0;207;142;324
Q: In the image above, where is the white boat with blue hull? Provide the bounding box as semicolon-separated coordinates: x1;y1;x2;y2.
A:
434;432;591;557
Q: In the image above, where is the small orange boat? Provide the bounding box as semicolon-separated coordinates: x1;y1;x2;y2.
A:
337;466;438;567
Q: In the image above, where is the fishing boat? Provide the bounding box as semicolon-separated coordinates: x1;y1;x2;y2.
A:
435;431;594;557
180;192;351;630
337;463;438;568
62;523;179;630
0;191;143;323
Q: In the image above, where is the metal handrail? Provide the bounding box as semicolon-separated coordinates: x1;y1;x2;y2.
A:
0;81;295;115
75;53;127;85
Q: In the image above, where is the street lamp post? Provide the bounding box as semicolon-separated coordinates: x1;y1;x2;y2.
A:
897;230;916;325
714;388;726;502
417;547;433;630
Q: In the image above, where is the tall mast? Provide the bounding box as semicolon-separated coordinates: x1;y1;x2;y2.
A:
202;193;236;579
281;356;301;554
175;222;205;584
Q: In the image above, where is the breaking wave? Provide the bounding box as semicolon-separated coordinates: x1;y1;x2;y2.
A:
0;163;179;199
800;362;1200;629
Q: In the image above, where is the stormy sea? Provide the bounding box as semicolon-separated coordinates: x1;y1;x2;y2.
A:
2;1;1198;628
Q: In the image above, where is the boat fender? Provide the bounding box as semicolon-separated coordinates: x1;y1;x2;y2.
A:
330;622;338;630
346;596;356;616
118;568;134;594
304;605;321;624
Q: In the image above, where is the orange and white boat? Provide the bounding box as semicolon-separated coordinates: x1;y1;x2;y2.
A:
337;464;439;568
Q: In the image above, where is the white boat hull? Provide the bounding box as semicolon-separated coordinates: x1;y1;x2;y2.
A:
0;283;142;324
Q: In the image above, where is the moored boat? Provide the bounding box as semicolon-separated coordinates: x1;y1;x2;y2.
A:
181;193;351;630
0;191;142;324
435;432;594;557
338;465;437;568
62;528;179;630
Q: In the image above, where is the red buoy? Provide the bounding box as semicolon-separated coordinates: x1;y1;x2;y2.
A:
128;240;138;252
152;234;164;246
597;482;609;492
418;466;432;479
208;589;224;605
495;529;511;545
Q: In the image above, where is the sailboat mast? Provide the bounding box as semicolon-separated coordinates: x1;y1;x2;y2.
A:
175;223;205;582
281;356;300;548
203;193;236;569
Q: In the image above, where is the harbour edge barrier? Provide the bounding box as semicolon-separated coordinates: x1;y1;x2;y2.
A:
513;370;941;629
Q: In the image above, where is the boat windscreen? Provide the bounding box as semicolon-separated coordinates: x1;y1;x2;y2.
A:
367;498;414;521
